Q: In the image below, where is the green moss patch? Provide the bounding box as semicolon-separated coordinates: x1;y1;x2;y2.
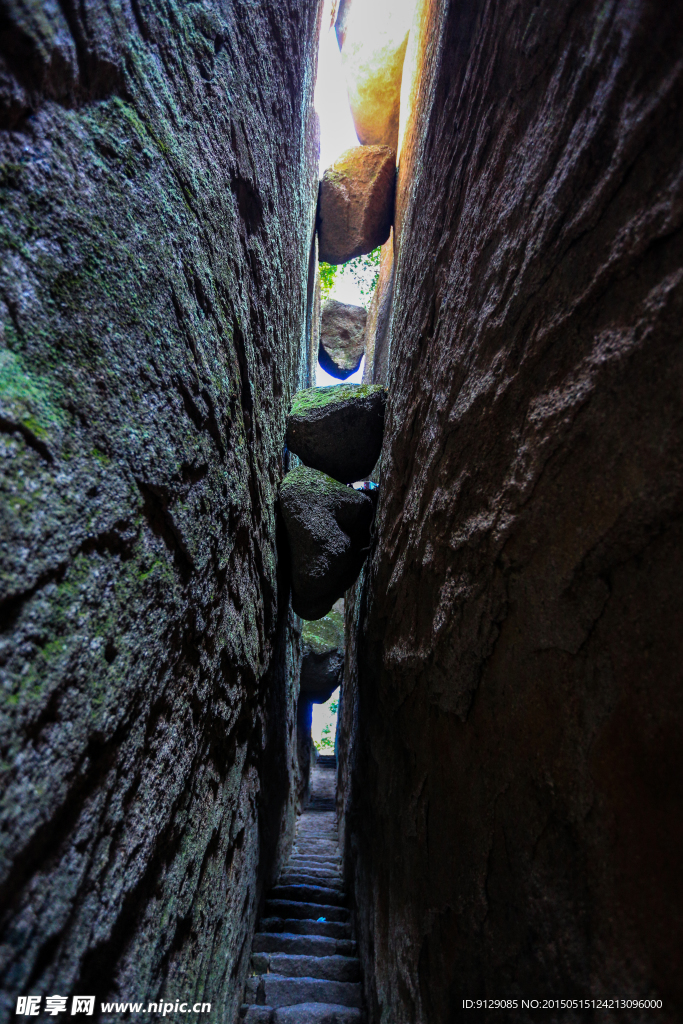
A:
290;384;384;417
280;464;349;499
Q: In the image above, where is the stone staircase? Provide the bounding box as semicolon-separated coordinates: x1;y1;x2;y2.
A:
241;758;363;1023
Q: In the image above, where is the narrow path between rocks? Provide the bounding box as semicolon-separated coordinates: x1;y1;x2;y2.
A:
241;757;363;1023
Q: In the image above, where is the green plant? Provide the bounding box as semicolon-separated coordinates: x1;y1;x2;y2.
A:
318;246;381;304
348;247;381;298
319;261;337;300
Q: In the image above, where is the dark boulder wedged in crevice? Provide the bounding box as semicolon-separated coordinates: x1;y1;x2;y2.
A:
301;611;345;704
280;467;374;621
286;385;387;484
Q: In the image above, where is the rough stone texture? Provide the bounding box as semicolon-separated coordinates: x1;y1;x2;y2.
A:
296;696;316;813
306;232;322;390
361;232;394;389
301;611;345;703
0;0;321;1020
339;1;683;1022
317;146;395;265
280;467;373;621
319;300;367;380
335;0;413;152
286;385;387;484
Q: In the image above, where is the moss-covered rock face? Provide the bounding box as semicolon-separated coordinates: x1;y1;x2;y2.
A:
0;1;320;1018
287;385;387;483
302;610;345;657
291;383;384;416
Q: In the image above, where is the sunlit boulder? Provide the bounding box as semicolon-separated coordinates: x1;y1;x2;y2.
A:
335;0;415;152
318;146;395;265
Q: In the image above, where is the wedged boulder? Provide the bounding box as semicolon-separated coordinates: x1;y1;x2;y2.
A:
320;300;367;379
301;611;345;703
335;0;413;152
286;385;387;484
318;147;395;265
280;467;374;620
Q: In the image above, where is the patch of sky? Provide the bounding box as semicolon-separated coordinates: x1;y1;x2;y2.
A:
312;687;339;752
314;0;360;177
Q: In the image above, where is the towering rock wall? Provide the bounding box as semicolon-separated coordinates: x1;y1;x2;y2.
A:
0;1;321;1018
339;0;683;1020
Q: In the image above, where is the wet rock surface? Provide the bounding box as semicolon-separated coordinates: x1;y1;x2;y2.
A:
0;0;320;1018
319;301;367;380
338;1;683;1022
317;146;395;265
280;468;374;621
286;385;387;484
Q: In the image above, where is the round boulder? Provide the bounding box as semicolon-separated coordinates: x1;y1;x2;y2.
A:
301;610;345;704
318;146;395;265
280;466;374;620
286;384;387;484
319;300;367;379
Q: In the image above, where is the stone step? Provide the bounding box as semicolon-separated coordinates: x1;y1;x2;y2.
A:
270;885;346;907
274;1007;362;1024
253;932;356;958
292;838;338;845
293;824;337;831
251;953;360;982
293;833;338;840
291;847;338;857
265;901;348;923
241;1004;363;1023
293;832;338;840
259;918;352;940
279;874;344;890
291;846;338;852
262;975;362;1009
280;864;342;872
283;859;342;869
